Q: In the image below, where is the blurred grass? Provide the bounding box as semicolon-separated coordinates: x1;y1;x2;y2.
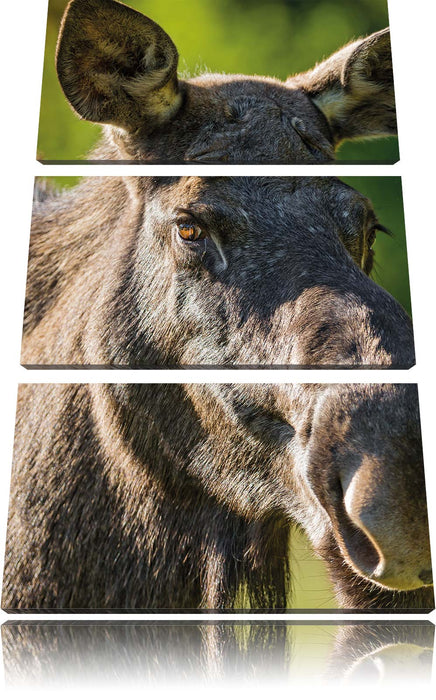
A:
290;528;335;609
232;622;338;673
233;527;335;611
38;0;398;161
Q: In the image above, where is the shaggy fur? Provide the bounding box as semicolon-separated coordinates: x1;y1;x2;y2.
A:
8;176;430;611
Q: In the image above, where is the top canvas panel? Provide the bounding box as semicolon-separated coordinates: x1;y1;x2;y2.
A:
38;0;399;164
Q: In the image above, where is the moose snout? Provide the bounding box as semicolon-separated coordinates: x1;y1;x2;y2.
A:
337;456;433;591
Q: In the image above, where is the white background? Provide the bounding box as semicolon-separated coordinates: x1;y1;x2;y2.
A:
0;0;435;697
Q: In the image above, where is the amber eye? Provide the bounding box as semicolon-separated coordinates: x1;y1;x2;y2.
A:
177;222;204;241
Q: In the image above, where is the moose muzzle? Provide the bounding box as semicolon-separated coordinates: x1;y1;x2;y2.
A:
337;455;432;590
306;385;433;592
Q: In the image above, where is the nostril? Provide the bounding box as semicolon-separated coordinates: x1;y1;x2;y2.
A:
338;516;382;578
336;476;382;578
338;465;432;590
418;569;433;586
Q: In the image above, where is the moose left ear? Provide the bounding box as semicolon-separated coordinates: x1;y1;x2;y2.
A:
56;0;182;132
294;28;396;144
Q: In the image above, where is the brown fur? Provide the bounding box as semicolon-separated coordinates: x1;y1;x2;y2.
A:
11;177;429;610
295;29;396;143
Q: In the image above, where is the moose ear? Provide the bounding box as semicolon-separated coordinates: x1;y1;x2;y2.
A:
56;0;182;131
295;28;396;144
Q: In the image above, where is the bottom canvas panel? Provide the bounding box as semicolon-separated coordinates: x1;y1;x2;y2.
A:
2;383;433;612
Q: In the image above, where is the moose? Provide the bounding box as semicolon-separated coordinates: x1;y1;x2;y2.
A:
53;0;397;162
8;175;430;610
2;381;433;611
22;176;413;368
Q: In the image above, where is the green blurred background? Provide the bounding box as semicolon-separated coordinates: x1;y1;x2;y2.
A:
38;0;399;162
342;176;411;316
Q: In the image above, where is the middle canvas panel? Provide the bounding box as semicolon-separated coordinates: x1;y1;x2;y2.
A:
23;176;412;369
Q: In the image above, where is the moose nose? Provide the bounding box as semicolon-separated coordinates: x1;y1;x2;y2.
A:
339;457;433;591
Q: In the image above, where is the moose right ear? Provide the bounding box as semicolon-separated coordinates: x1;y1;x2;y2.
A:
294;28;396;144
56;0;182;132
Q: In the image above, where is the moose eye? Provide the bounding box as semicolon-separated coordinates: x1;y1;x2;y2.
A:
177;222;204;242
